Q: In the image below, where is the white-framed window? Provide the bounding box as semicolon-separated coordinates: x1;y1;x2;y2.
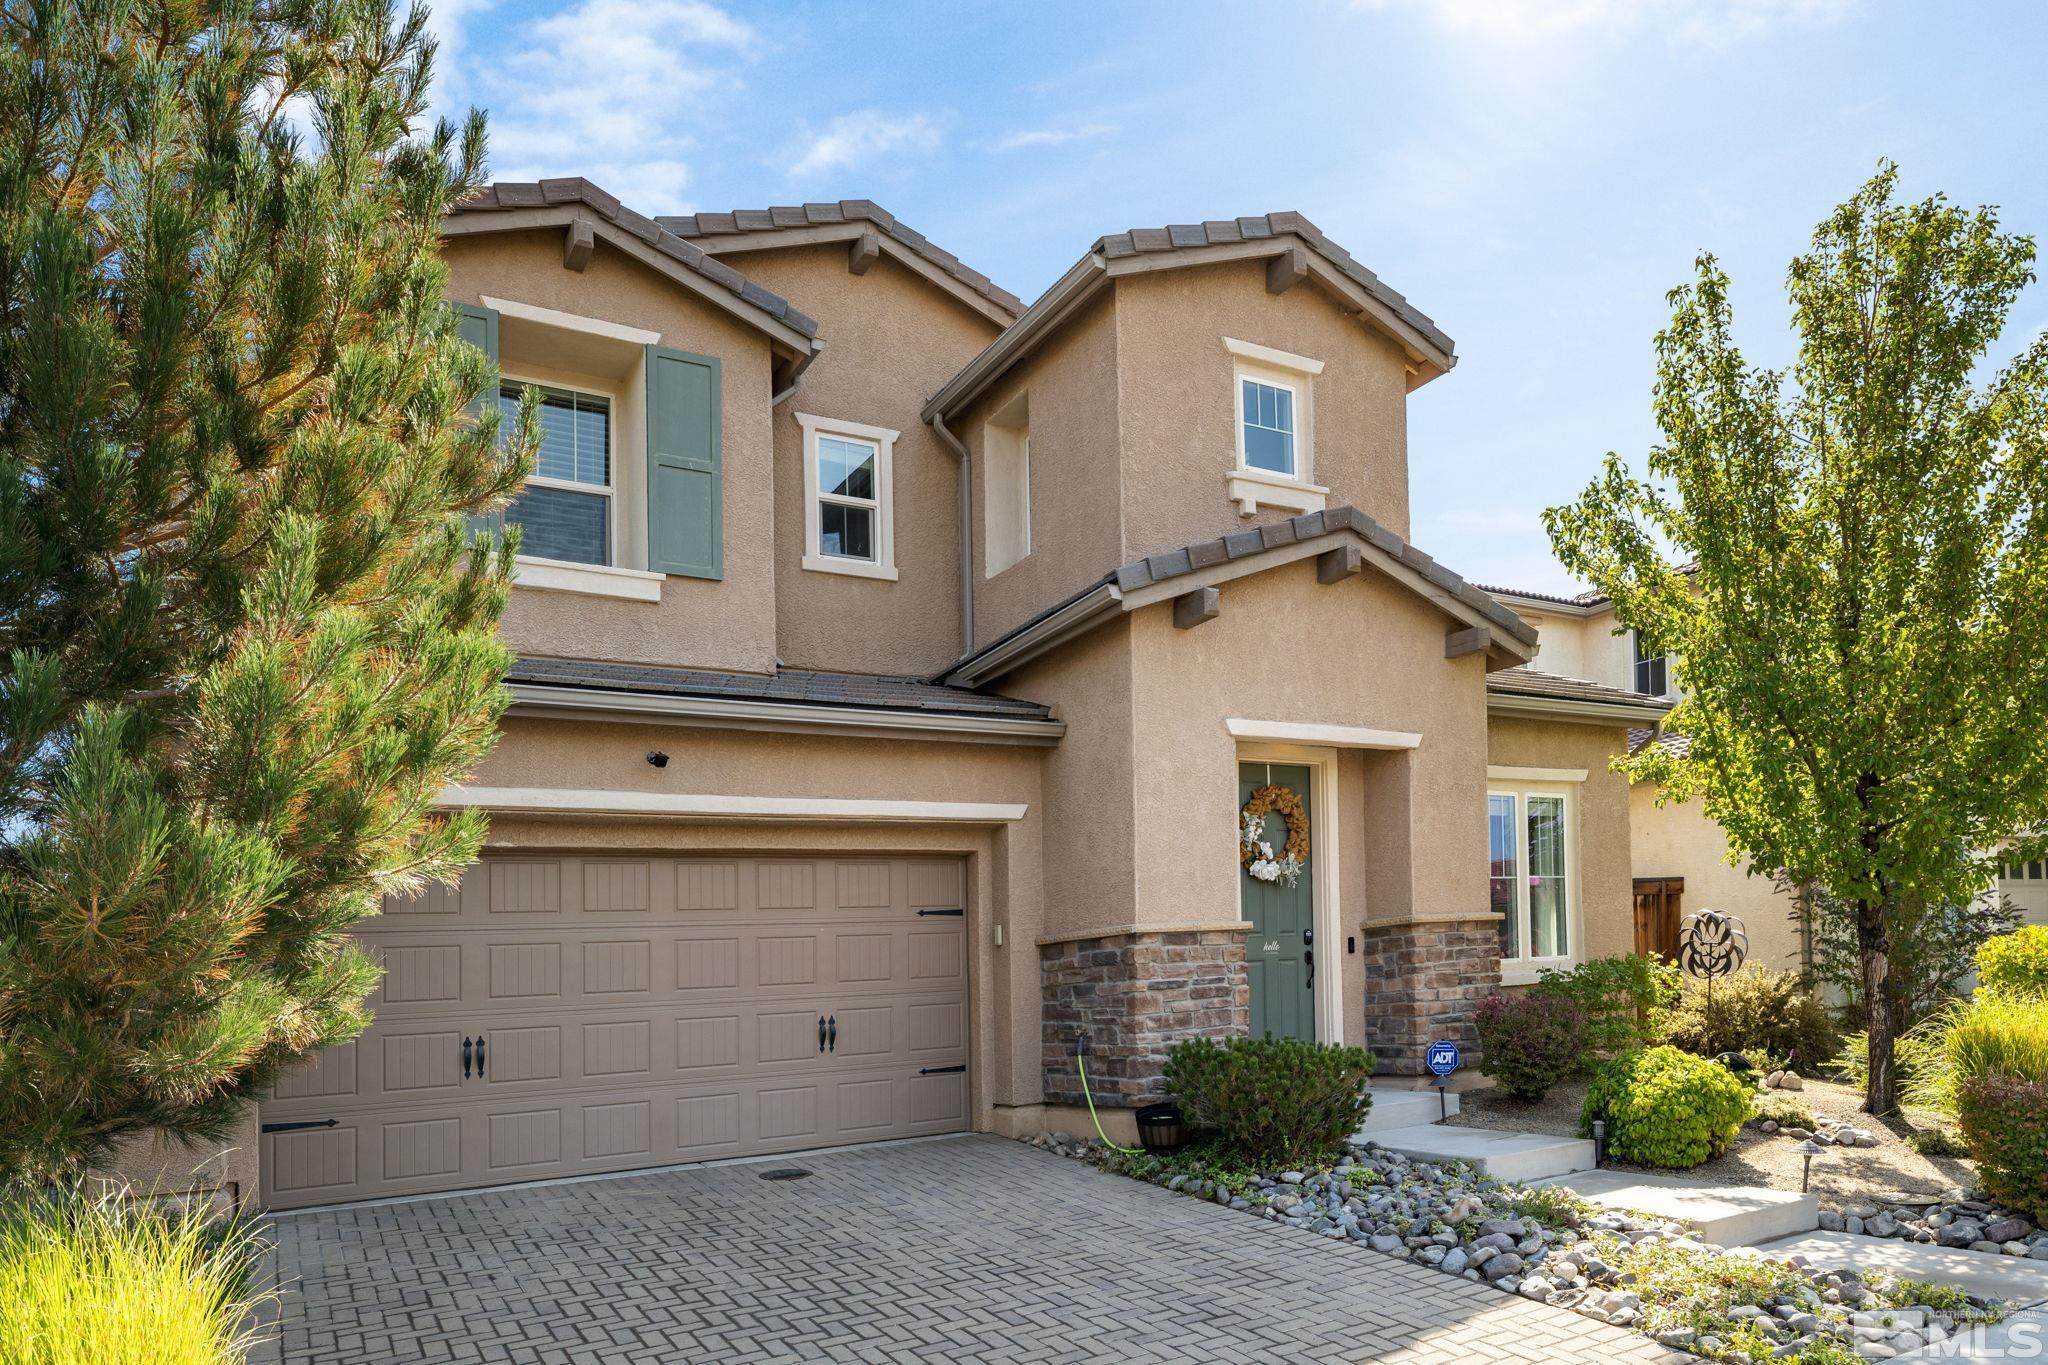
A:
798;413;898;581
1488;781;1578;980
1633;631;1670;697
501;377;613;567
1224;337;1326;517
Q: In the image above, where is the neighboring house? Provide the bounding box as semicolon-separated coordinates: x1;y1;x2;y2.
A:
1479;584;1808;976
1994;859;2048;927
227;181;1675;1210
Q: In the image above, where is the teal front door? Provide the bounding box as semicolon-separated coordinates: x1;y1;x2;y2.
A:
1240;762;1316;1041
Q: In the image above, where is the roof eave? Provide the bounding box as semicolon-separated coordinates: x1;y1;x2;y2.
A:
686;222;1019;328
505;680;1066;746
1486;693;1673;725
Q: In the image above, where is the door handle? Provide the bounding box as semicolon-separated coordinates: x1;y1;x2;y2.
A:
818;1016;827;1053
475;1035;486;1078
1304;949;1314;991
462;1036;473;1079
827;1015;837;1053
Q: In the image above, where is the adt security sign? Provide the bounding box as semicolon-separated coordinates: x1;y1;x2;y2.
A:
1426;1040;1461;1078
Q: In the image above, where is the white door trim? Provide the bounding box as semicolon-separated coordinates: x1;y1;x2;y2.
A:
1236;742;1345;1046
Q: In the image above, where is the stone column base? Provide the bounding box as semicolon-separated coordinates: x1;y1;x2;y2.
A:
1039;929;1249;1107
1359;916;1502;1075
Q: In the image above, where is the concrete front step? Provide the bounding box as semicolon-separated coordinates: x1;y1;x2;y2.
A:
1748;1230;2048;1305
1353;1086;1460;1136
1535;1170;1819;1248
1367;1124;1596;1183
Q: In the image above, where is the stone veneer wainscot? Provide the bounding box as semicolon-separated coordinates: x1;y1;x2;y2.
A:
1358;916;1503;1074
1039;930;1250;1107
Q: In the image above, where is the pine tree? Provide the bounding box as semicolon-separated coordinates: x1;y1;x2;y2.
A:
0;0;534;1179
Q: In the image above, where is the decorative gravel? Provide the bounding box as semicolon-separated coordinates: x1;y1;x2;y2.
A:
1028;1129;2007;1364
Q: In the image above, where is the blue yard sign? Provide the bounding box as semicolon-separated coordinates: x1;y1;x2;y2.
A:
1426;1040;1461;1077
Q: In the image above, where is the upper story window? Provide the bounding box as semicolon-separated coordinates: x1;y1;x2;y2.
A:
1240;377;1297;476
798;413;899;581
1633;631;1670;697
1223;337;1326;517
501;380;612;567
1488;778;1578;982
983;390;1031;577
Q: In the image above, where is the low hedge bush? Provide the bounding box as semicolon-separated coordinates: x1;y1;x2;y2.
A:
1657;963;1837;1071
1532;953;1681;1067
1163;1036;1375;1170
0;1188;271;1365
1474;992;1585;1100
1581;1045;1755;1169
1956;1075;2048;1220
1976;925;2048;1000
1751;1090;1815;1131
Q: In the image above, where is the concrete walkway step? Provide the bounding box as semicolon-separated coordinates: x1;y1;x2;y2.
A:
1353;1086;1460;1136
1367;1124;1596;1183
1535;1170;1819;1248
1749;1230;2048;1304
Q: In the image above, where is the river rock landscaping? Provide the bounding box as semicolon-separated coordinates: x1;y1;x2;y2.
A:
1027;1130;2006;1363
1818;1198;2048;1257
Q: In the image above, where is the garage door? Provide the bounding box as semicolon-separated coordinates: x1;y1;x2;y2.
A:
259;855;969;1208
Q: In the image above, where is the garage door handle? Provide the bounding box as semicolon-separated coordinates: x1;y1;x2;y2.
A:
827;1015;837;1052
475;1036;486;1078
919;1065;966;1076
818;1016;827;1053
462;1036;472;1079
917;908;964;917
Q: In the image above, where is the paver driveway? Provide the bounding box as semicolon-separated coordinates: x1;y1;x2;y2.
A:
266;1133;1678;1364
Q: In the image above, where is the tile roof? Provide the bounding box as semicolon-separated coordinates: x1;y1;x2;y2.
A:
507;656;1050;720
452;181;820;340
1476;583;1612;609
658;201;1025;319
1629;726;1692;758
1487;667;1672;709
1093;212;1455;362
1103;505;1538;646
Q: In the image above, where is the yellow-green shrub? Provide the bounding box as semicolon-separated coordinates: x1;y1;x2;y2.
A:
1976;925;2048;1000
1581;1045;1755;1169
0;1189;270;1365
1907;993;2048;1117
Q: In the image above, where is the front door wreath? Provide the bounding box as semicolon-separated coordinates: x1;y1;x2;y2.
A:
1239;785;1309;888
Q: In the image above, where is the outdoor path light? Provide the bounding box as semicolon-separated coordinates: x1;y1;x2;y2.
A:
1794;1137;1827;1192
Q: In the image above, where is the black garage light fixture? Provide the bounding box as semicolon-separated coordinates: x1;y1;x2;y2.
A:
646;750;669;768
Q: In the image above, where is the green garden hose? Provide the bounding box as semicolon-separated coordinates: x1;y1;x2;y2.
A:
1075;1051;1143;1155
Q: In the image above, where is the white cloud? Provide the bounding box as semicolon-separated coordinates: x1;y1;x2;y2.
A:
1352;0;1855;47
991;123;1113;152
473;0;757;213
786;111;941;180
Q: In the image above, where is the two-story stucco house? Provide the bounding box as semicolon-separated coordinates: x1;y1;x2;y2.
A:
212;181;1681;1210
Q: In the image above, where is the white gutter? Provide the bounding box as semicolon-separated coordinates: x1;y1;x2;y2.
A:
442;785;1029;824
930;412;974;655
1486;693;1672;725
506;682;1064;746
942;582;1124;690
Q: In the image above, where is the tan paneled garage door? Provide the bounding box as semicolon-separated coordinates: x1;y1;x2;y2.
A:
259;855;969;1208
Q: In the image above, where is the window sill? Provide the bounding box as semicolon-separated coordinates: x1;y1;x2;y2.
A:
514;556;664;602
1501;958;1576;988
1226;467;1328;517
802;553;899;582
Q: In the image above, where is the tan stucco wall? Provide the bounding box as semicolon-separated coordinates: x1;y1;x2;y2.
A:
1111;262;1415;553
469;718;1048;1113
1631;782;1804;971
960;294;1125;650
1486;715;1636;964
98;1105;259;1209
721;246;1000;676
442;230;779;673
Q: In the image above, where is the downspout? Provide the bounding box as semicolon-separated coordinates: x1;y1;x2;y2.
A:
931;411;974;657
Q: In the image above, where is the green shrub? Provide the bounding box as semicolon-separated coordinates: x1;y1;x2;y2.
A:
1581;1045;1755;1169
1163;1036;1375;1170
1906;1126;1970;1158
1832;1024;1947;1098
1657;963;1838;1069
1751;1091;1815;1130
1533;954;1681;1067
1956;1075;2048;1220
1976;925;2048;1000
1906;993;2048;1117
0;1188;271;1364
1475;992;1585;1100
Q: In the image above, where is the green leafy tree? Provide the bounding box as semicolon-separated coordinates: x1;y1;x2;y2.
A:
1546;165;2048;1116
0;0;533;1180
1786;875;2019;1029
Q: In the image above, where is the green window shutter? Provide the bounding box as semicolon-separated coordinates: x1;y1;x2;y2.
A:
645;345;722;580
452;302;504;539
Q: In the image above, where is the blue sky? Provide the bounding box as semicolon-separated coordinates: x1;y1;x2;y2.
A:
428;0;2048;594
